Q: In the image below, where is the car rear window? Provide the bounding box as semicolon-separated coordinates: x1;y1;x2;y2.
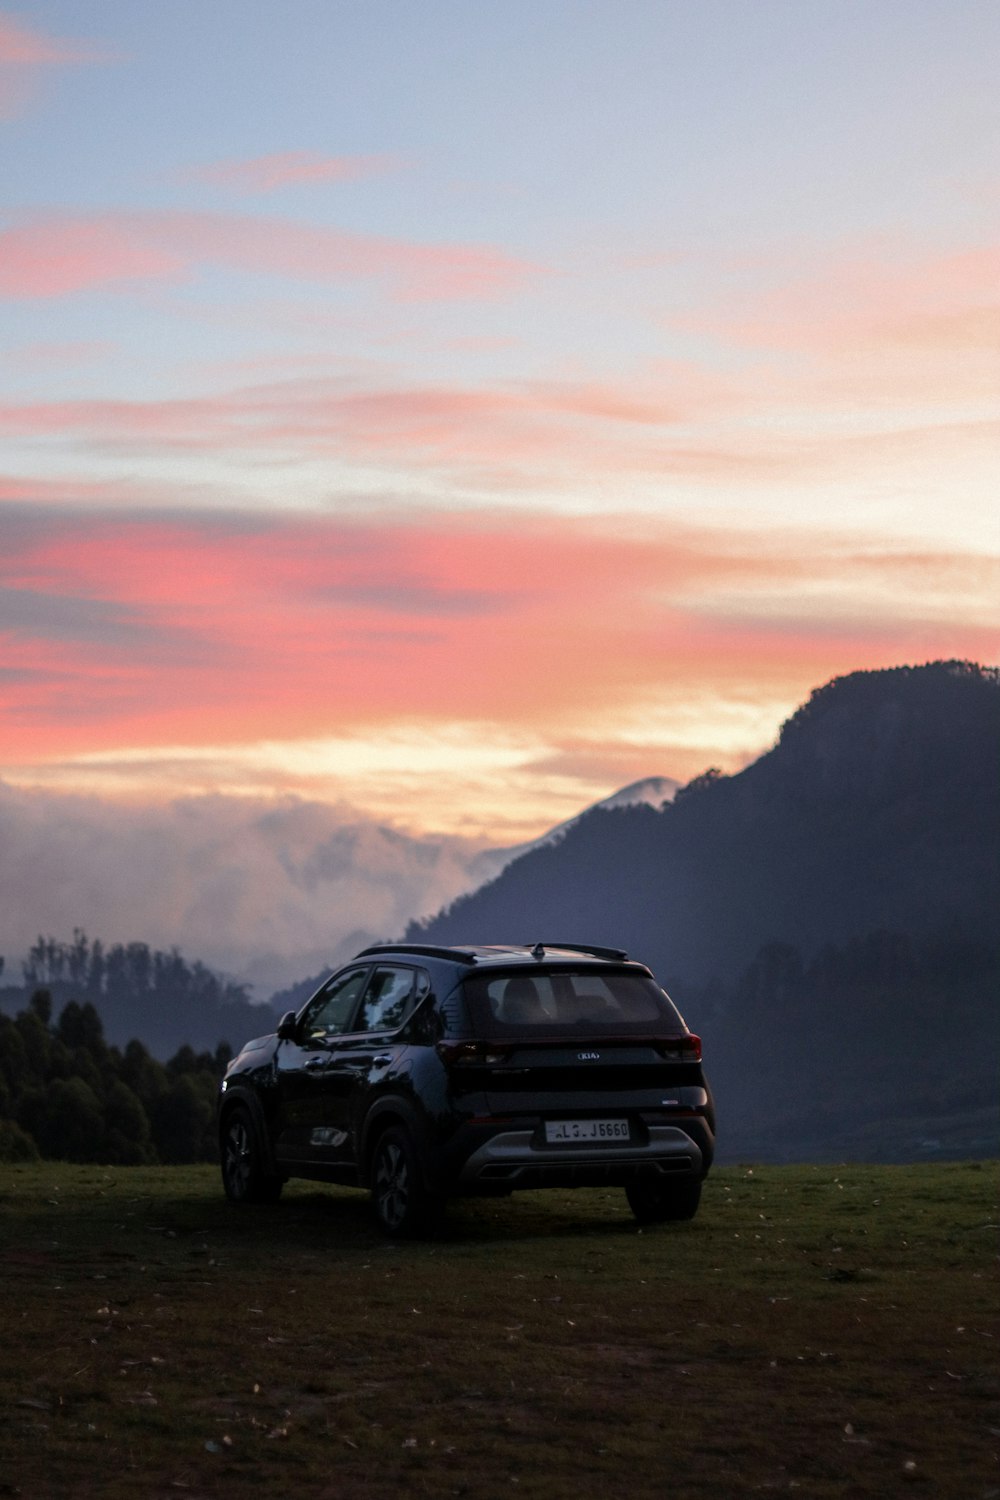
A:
462;967;687;1037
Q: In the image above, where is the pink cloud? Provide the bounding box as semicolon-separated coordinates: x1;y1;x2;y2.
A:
0;220;184;297
1;503;994;769
0;376;727;494
0;473;120;502
183;151;404;194
10;339;115;370
0;367;993;500
0;11;114;117
0;12;108;65
675;241;1000;363
0;211;540;301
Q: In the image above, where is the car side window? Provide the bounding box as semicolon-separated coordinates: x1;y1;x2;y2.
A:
300;968;369;1041
356;965;416;1033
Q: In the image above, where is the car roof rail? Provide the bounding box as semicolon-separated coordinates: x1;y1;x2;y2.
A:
355;942;482;965
526;942;630;962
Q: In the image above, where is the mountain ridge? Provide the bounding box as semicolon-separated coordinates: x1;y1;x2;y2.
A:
408;661;999;983
406;661;998;1160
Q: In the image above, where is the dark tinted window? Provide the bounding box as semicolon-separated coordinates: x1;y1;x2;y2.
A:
300;968;369;1040
463;968;686;1036
356;965;418;1032
437;984;472;1037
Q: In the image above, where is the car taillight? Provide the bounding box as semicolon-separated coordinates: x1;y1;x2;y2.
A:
660;1034;701;1061
436;1039;513;1067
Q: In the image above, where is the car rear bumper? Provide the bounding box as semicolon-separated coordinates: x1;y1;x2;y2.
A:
455;1123;704;1190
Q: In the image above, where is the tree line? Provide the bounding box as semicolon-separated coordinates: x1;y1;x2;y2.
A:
0;988;230;1165
2;930;276;1059
22;928;251;1008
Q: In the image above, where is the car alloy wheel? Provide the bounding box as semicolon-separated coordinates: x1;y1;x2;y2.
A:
371;1126;442;1237
223;1113;252;1199
221;1105;282;1203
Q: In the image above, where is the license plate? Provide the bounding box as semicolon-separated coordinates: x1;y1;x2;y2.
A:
545;1118;630;1143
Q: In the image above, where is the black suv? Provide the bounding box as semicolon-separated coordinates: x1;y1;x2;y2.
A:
219;942;714;1235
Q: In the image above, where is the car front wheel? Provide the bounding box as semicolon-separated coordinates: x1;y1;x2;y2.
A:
221;1105;283;1204
370;1126;444;1237
625;1178;701;1224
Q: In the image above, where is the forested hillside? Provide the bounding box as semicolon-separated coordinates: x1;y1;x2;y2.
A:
0;989;227;1164
0;931;277;1058
410;662;999;1161
683;928;998;1161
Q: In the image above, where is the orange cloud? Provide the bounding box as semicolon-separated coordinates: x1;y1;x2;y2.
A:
673;242;1000;383
0;212;540;300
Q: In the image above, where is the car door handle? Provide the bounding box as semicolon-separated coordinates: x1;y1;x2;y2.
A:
304;1055;327;1070
341;1055;390;1075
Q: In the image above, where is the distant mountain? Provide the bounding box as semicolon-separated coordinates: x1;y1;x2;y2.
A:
470;775;678;886
409;662;1000;1162
267;780;680;1010
411;662;998;979
526;774;678;843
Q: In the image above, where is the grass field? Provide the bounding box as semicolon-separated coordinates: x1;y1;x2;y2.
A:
0;1161;995;1499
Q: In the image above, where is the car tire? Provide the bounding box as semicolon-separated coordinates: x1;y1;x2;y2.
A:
625;1178;701;1224
221;1105;283;1204
370;1125;444;1237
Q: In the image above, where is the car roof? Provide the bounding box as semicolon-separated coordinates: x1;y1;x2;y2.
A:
355;942;635;970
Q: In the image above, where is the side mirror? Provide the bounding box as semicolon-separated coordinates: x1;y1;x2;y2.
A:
276;1010;297;1041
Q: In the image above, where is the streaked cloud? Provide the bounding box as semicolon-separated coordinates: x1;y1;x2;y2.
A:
671;241;1000;410
1;500;994;836
0;232;991;537
0;218;184;297
0;10;114;117
0;12;108;65
0;211;541;300
182;150;404;194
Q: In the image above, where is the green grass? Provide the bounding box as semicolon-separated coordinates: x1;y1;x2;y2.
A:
0;1162;996;1499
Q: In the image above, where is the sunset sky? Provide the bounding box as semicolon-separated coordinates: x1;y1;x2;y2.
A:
2;0;998;857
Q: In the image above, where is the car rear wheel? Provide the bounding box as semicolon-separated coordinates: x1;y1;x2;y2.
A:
221;1105;283;1204
371;1126;444;1237
625;1178;701;1224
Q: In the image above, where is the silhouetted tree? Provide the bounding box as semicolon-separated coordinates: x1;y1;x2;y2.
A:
30;988;52;1027
151;1074;215;1164
19;1078;105;1162
0;994;231;1164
